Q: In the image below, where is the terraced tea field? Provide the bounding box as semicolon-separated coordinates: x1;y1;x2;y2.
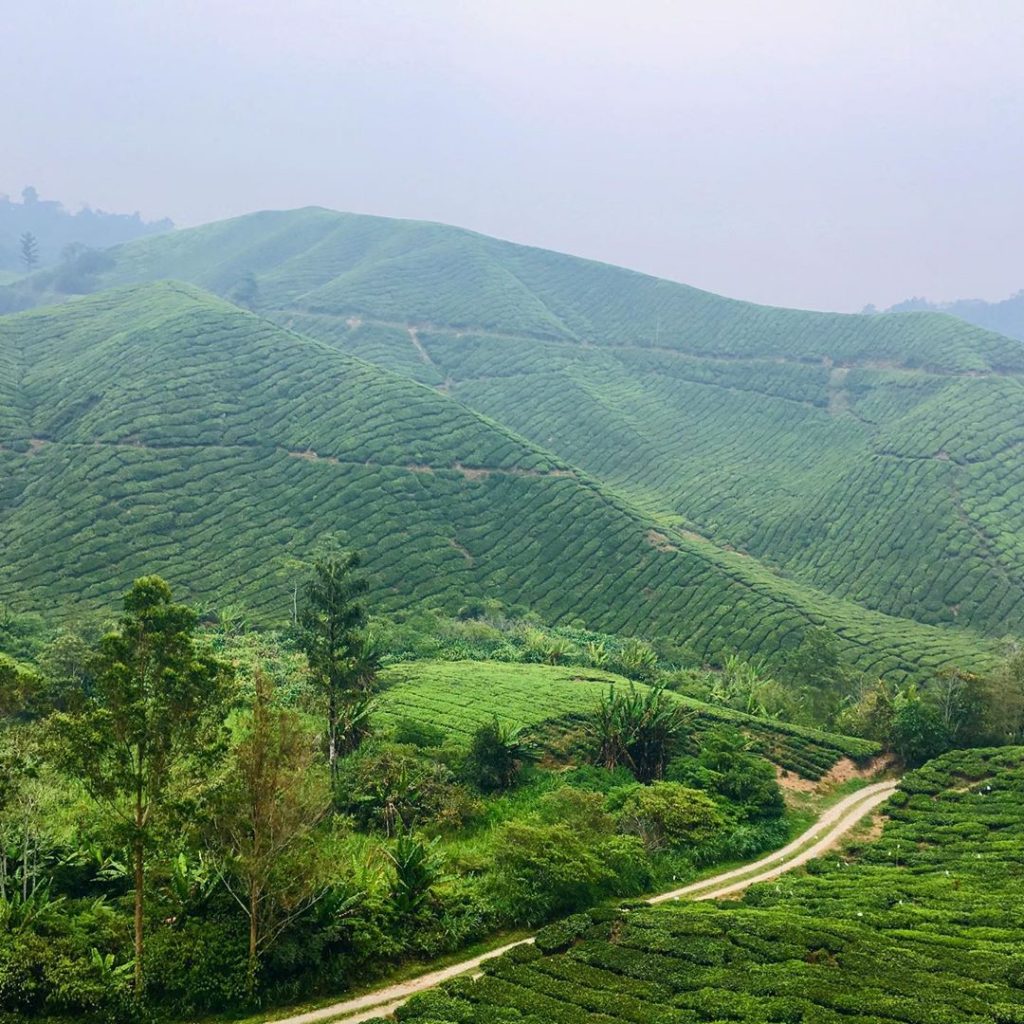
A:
23;206;1024;640
415;334;1024;636
377;661;880;779
398;745;1024;1024
0;281;995;679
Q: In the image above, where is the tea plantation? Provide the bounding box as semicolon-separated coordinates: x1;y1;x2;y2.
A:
376;661;880;778
397;745;1024;1024
0;282;994;679
412;332;1024;637
19;206;1024;640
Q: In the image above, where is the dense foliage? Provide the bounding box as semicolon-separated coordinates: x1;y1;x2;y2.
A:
2;570;867;1023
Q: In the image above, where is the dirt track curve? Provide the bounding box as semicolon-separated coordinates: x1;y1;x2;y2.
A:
265;778;899;1024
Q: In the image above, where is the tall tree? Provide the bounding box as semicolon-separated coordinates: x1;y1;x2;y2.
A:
208;667;330;989
780;627;858;727
979;650;1024;745
18;231;38;271
298;551;372;778
0;658;45;900
931;668;985;746
50;576;231;999
889;684;949;766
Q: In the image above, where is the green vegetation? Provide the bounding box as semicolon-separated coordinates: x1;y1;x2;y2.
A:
0;280;996;680
4;564;896;1023
3;204;1024;1021
49;577;231;998
398;745;1024;1024
374;660;881;779
425;340;1024;638
2;552;1023;1023
298;548;377;775
11;205;1022;643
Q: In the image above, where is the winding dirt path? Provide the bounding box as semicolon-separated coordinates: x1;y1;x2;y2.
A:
265;778;898;1024
650;778;897;902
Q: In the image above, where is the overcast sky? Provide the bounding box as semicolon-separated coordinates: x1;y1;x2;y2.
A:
6;1;1023;310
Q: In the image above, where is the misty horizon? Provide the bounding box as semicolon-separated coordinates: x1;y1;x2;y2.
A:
6;183;1024;318
7;1;1024;312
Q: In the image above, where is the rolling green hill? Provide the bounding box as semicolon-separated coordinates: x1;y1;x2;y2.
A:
0;282;995;678
12;207;1024;641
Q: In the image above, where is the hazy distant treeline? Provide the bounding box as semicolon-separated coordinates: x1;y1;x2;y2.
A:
0;185;172;273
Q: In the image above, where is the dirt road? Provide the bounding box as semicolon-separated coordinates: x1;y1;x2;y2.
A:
650;778;898;902
265;778;898;1024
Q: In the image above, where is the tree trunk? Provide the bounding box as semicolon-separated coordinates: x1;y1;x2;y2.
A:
248;882;259;993
21;826;29;900
133;837;144;997
328;690;338;780
133;765;146;1000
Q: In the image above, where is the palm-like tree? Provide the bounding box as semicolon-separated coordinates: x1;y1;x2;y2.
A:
593;683;690;782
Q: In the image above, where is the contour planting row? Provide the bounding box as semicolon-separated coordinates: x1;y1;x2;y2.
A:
277;293;1024;641
446;352;871;527
190;205;1024;370
0;284;551;472
0;282;1000;677
407;328;1024;638
279;313;447;386
737;377;1024;633
73;206;1024;372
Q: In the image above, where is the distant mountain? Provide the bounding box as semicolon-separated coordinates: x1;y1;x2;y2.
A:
3;206;1023;676
872;290;1024;343
0;185;172;273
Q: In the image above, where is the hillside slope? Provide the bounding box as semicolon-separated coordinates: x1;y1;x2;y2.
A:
15;207;1024;638
0;283;992;677
377;661;881;778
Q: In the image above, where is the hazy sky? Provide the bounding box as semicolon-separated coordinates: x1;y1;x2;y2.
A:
7;1;1024;310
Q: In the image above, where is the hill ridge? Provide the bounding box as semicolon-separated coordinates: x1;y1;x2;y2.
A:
10;206;1021;366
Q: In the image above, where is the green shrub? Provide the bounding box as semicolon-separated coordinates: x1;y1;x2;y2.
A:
613;782;724;852
534;786;615;837
486;821;615;925
463;719;527;794
533;912;593;953
335;742;481;834
667;727;784;821
145;918;249;1015
392;717;447;748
